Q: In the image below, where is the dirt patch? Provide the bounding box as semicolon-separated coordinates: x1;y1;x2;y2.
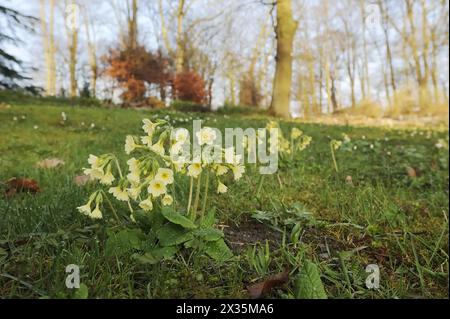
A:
222;218;282;252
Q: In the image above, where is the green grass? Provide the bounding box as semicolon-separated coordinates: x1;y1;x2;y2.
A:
0;94;448;299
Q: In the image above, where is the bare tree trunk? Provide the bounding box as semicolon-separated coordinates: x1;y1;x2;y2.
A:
378;0;397;95
176;0;186;73
83;7;97;98
269;0;298;118
405;0;424;87
42;0;57;96
127;0;138;49
66;0;78;98
359;0;370;99
159;0;174;57
40;0;51;95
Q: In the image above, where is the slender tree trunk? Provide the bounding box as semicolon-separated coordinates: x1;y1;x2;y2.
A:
40;0;51;95
127;0;138;49
378;0;397;95
269;0;298;118
47;0;56;96
83;8;97;98
176;0;186;73
66;0;78;98
330;73;338;113
405;0;424;87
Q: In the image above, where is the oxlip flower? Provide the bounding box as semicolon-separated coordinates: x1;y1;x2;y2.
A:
151;139;165;156
127;185;141;200
215;165;228;176
84;167;105;180
89;203;103;219
139;198;153;211
100;168;115;185
77;201;92;215
217;181;228;194
187;163;202;178
231;164;245;181
148;179;167;197
142;119;159;135
173;128;189;144
109;186;129;201
125;135;137;154
162;194;173;206
196;127;217;146
291;128;303;139
141;135;153;146
155;168;174;185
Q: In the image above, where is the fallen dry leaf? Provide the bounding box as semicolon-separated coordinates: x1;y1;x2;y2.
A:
345;175;354;186
36;158;65;169
4;178;41;197
406;166;417;178
247;270;289;299
74;174;94;186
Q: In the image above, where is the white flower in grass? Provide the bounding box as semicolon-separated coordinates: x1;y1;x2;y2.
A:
231;164;245;181
139;198;153;211
162;194;173;206
217;181;228;194
187;163;202;178
125;135;137;154
109;186;129;201
147;179;167;197
196;127;217;146
155;168;174;185
89;203;103;219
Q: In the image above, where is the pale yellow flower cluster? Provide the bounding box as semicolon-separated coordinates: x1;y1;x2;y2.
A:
265;121;312;156
78;118;246;220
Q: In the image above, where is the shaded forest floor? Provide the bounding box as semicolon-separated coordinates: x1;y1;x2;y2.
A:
0;95;448;298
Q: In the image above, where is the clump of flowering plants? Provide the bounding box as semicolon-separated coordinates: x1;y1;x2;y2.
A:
77;118;246;263
265;120;312;168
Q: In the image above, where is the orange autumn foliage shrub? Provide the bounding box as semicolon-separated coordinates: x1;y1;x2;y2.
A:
104;46;172;105
173;71;206;104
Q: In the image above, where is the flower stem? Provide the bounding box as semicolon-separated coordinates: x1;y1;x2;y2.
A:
192;172;202;219
114;157;124;178
201;169;210;221
187;176;194;216
330;144;339;173
102;191;120;223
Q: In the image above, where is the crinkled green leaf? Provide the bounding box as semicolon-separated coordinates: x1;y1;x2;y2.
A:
295;260;327;299
156;223;193;246
161;207;197;229
204;239;233;262
194;228;224;241
200;209;216;228
105;228;145;257
133;246;178;264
